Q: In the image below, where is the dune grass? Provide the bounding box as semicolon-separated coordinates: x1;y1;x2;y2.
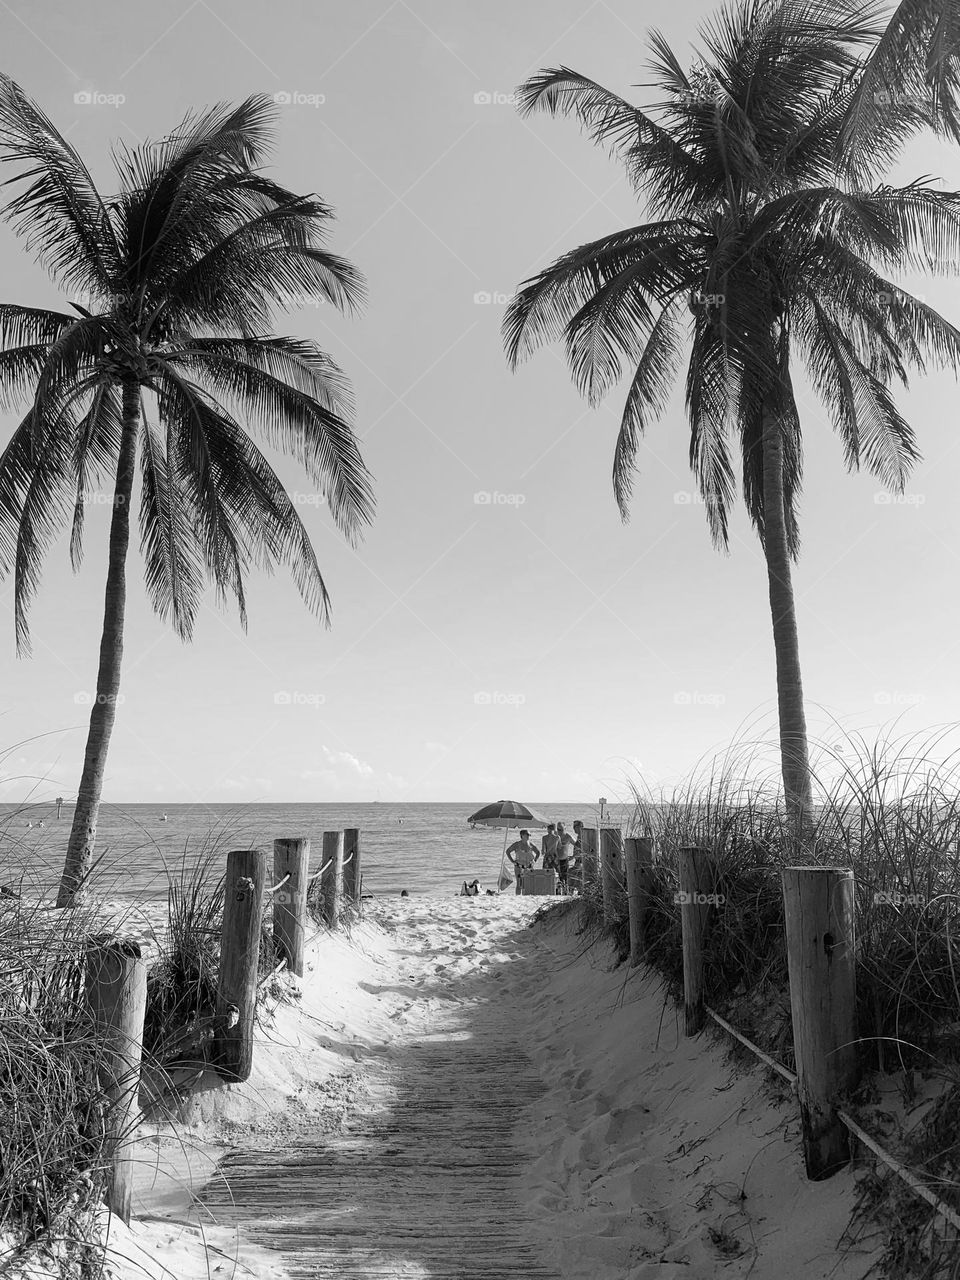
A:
0;825;298;1272
0;890;112;1275
567;729;960;1279
599;729;960;1079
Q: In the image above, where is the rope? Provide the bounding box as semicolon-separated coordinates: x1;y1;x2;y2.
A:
267;873;291;895
342;850;354;868
306;858;333;885
835;1109;960;1235
705;1006;796;1086
703;1004;960;1234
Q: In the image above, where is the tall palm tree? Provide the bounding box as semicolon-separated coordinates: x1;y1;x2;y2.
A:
503;0;960;838
0;82;374;905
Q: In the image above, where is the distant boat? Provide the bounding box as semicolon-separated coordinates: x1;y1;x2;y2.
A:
160;813;168;822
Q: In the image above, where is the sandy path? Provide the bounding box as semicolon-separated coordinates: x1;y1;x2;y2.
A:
199;897;562;1279
179;896;881;1280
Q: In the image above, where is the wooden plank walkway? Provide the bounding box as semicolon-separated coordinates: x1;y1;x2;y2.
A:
200;913;561;1278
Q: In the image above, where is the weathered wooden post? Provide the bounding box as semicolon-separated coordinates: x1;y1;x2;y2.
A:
580;826;599;888
600;827;625;925
85;938;148;1223
273;837;309;978
342;828;362;903
781;866;859;1180
625;836;655;966
678;846;715;1035
320;830;344;927
214;848;267;1083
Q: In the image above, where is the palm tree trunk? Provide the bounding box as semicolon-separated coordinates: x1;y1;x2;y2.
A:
761;409;813;846
57;378;140;907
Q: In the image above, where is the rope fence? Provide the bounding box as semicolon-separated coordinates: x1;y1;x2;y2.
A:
702;1005;960;1235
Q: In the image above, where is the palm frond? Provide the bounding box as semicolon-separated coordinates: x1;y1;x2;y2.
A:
162;339;373;542
613;298;686;518
0;76;120;295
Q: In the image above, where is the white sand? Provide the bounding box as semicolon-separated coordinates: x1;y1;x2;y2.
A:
4;895;884;1277
96;895;884;1279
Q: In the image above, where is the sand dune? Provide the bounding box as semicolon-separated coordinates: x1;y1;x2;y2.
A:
106;897;882;1279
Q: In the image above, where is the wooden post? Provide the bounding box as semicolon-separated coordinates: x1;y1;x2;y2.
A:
273;837;309;978
85;938;147;1224
342;828;362;903
781;866;859;1180
214;848;267;1083
580;827;599;888
320;830;344;927
678;846;715;1035
600;827;625;925
625;836;655;966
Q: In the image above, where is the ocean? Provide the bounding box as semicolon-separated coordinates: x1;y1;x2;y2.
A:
0;800;635;901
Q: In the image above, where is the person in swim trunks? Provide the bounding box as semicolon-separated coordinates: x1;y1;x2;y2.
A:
556;822;576;893
505;829;539;895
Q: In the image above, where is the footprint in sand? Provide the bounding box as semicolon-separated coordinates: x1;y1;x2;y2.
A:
604;1104;652;1147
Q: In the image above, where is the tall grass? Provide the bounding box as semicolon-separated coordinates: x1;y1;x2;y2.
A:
0;892;112;1275
615;729;960;1076
0;829;293;1269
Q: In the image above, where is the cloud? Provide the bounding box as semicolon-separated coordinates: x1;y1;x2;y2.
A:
320;746;375;778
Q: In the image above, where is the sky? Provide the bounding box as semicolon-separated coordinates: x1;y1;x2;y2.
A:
1;0;959;808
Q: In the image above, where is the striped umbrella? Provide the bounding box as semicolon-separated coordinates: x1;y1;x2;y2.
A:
467;800;549;892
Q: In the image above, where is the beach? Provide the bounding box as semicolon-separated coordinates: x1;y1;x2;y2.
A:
90;895;882;1280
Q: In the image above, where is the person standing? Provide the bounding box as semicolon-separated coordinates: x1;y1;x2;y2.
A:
569;819;585;893
556;822;576;894
541;823;559;876
505;829;540;895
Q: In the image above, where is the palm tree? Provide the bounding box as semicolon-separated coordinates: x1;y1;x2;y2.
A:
503;0;960;838
0;83;374;905
839;0;960;170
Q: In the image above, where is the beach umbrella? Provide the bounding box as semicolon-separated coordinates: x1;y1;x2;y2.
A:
467;800;549;892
